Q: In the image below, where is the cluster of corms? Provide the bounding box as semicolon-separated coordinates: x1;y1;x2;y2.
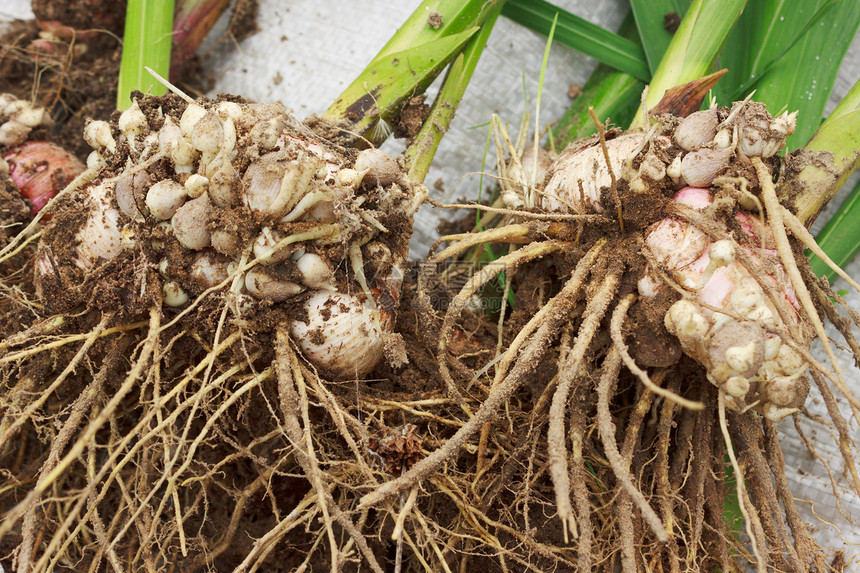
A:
531;102;809;420
34;95;426;378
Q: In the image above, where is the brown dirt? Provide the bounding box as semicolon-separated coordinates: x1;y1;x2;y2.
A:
393;94;430;141
0;169;30;241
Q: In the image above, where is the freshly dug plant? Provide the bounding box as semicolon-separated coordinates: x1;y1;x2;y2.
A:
0;94;85;245
0;90;424;572
356;97;860;571
0;1;505;568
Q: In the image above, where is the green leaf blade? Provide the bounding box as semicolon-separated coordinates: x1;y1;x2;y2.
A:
501;0;650;81
324;0;500;146
809;180;860;282
556;14;645;145
324;28;479;145
405;4;505;183
631;0;748;128
629;0;689;73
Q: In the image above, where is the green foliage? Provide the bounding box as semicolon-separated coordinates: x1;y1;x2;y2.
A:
556;15;643;146
323;0;502;146
632;0;748;127
629;0;689;73
502;0;650;81
810;180;860;282
405;5;504;183
117;0;175;109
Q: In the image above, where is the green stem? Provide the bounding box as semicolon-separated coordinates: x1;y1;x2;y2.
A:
405;4;504;183
501;0;649;81
117;0;175;109
323;0;502;147
790;78;860;227
629;0;747;129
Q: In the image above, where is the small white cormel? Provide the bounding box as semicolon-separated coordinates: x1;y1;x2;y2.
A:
680;148;731;187
86;151;105;171
638;153;666;182
336;168;367;188
179;103;207;137
172;140;198;173
74;183;122;270
296;252;335;289
191;111;223;154
158;117;183;154
118;101;148;146
184;174;209;198
171;194;212;250
84;120;117;154
146;180;187;220
674;109;718;151
211;229;241;256
207;161;239;208
190;254;229;288
774;344;805;376
354;148;401;187
290;290;387;379
724;341;760;374
666;154;682;183
707;240;735;267
0;120;30;147
665;299;709;341
162;281;189;307
723;376;750;398
12;105;47;129
252;227;290;263
244;268;304;301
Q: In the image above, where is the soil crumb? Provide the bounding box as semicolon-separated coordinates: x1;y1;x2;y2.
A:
393;94;430;141
427;11;444;30
664;12;681;34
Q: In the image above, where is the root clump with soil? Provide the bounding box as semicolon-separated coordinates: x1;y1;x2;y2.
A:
1;85;859;571
0;89;426;571
355;100;860;571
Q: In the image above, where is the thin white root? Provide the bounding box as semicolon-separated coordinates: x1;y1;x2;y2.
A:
610;294;704;411
780;206;860;292
275;331;384;573
359;241;607;510
753;157;860;421
437;240;564;397
0;313;114;443
548;269;621;542
492;239;607;387
428;224;533;261
588;107;624;233
596;348;668;542
0;308;160;539
392;487;419;541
